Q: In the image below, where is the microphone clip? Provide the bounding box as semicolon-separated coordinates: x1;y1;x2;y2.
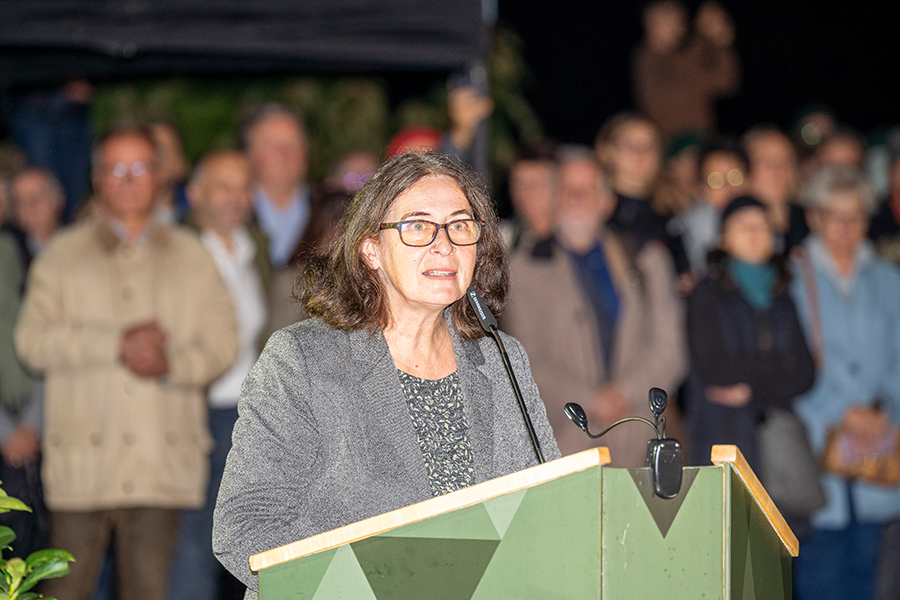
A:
565;388;683;499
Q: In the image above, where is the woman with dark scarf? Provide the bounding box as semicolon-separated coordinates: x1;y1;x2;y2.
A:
686;196;815;471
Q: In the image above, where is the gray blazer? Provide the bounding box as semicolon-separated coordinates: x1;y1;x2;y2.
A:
212;316;561;596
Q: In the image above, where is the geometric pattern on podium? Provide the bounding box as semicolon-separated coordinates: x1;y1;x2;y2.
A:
258;467;602;599
628;467;700;537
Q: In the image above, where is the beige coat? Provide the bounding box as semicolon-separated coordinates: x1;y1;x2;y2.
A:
503;234;687;467
15;219;239;511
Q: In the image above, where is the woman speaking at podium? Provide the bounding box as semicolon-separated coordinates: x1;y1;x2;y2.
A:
212;152;560;597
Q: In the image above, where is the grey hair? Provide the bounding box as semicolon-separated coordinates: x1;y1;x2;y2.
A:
557;144;612;194
239;102;307;151
801;166;878;215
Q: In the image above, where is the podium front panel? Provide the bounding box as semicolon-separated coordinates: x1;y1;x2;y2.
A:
253;447;795;600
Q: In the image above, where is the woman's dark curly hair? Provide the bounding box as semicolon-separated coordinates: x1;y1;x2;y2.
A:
298;152;508;339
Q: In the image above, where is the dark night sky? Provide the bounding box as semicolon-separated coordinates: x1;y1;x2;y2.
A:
497;0;900;144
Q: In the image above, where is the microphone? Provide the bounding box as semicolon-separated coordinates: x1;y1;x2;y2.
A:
564;388;683;499
466;286;546;464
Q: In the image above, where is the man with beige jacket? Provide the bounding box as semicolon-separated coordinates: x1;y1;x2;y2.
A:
504;146;687;467
14;125;239;600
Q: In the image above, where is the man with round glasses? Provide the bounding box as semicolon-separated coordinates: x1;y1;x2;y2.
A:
15;124;239;600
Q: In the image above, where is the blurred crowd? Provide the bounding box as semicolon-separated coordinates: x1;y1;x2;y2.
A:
1;1;900;600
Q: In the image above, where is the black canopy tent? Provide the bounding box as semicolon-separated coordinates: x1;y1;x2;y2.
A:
0;0;491;221
0;0;487;86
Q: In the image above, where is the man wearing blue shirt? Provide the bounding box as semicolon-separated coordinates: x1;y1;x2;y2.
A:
242;103;311;269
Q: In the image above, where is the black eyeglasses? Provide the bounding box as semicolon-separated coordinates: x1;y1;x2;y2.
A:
379;219;484;247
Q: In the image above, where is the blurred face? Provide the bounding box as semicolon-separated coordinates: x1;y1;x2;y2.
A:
189;154;253;236
667;147;699;189
720;207;774;264
701;151;747;210
609;121;662;191
362;176;477;320
811;193;869;260
94;134;159;224
644;3;687;52
818;137;864;169
12;171;62;240
747;134;797;205
556;159;613;239
246;114;308;189
509;160;555;237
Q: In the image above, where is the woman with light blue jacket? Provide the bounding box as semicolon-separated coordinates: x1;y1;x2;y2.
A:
790;166;900;600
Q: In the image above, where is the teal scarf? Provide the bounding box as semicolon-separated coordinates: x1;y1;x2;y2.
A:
727;258;777;311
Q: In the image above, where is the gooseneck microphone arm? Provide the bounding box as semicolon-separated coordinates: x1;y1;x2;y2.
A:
466;287;546;464
576;416;661;440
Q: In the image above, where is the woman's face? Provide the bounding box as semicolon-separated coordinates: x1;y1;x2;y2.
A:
720;207;774;264
362;176;478;321
609;121;662;188
814;192;869;259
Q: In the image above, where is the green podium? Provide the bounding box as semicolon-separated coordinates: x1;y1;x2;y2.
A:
250;445;798;599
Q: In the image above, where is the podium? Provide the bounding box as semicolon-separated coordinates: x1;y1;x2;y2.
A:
249;445;798;599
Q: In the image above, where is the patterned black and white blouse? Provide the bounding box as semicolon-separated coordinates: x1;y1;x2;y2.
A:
397;369;475;497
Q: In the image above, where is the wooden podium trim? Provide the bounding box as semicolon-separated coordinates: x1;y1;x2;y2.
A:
710;444;799;557
249;447;610;572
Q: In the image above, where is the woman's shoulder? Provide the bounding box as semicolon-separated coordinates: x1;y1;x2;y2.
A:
265;318;350;355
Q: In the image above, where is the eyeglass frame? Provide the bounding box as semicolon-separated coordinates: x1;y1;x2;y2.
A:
101;161;152;178
378;218;485;247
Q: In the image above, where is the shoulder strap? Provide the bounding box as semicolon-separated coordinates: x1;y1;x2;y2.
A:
793;247;824;366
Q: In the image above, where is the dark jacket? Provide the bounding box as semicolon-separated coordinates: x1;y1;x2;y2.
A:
212;316;561;598
686;251;815;470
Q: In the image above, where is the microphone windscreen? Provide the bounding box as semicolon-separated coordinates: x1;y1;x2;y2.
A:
466;286;498;332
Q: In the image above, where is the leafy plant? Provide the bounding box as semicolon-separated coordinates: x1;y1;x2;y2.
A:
91;26;544;196
0;483;73;600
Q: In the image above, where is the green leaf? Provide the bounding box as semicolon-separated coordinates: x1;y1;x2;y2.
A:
0;496;31;513
18;593;43;600
0;526;16;549
5;557;26;579
25;549;74;570
18;559;72;594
